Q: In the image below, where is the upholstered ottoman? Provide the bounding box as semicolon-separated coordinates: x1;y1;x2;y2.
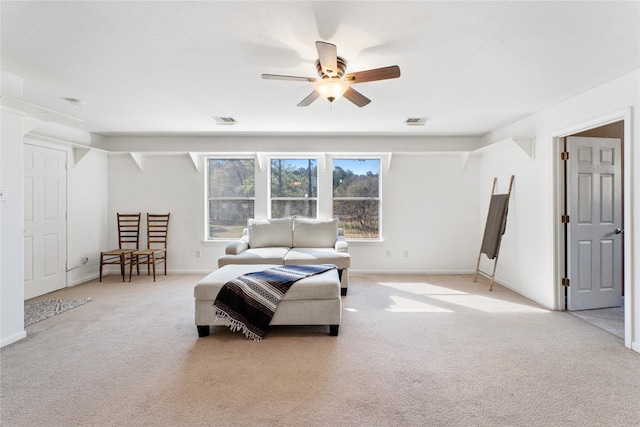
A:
194;264;341;338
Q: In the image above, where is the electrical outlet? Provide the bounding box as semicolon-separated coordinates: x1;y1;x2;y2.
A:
386;250;391;258
195;250;201;258
404;250;409;258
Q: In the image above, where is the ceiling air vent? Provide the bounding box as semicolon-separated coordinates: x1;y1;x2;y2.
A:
404;117;427;126
213;116;238;125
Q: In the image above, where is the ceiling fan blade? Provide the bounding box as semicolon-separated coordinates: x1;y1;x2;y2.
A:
316;41;338;77
297;90;320;107
262;74;316;82
344;65;401;84
343;87;371;107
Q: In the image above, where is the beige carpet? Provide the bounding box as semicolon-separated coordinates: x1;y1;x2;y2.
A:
570;305;625;339
2;273;639;426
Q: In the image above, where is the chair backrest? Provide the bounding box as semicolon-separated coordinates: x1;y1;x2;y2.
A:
147;213;170;250
117;213;141;249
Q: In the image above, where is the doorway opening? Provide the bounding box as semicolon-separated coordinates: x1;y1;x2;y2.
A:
555;116;629;346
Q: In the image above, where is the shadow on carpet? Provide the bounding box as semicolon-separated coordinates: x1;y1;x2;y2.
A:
24;298;92;327
570;306;624;339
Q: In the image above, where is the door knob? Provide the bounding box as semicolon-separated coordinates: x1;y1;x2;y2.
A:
614;228;624;235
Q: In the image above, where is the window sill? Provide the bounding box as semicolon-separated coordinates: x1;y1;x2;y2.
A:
346;238;384;245
203;238;383;246
201;239;236;246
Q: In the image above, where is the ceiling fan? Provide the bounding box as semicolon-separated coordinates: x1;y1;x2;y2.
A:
262;41;401;107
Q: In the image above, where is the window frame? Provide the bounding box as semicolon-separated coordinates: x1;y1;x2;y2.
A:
268;156;319;219
205;156;256;240
331;157;382;240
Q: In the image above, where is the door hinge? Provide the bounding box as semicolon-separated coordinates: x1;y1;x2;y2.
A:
560;152;569;161
562;278;570;287
561;215;570;224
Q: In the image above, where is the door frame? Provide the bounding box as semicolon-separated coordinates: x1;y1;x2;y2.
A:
552;108;633;349
23;138;70;297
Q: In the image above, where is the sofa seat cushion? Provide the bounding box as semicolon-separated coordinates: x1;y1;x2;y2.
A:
195;264;340;301
284;248;351;269
217;247;289;268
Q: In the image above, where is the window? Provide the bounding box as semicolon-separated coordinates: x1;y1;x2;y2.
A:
207;159;255;238
333;158;380;238
270;158;317;218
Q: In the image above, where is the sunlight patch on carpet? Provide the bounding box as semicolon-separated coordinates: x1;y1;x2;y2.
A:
24;298;92;327
379;282;549;313
386;296;453;313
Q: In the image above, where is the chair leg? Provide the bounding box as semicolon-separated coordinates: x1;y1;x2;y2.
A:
120;254;126;282
152;253;157;281
129;254;134;282
164;252;167;276
99;253;104;282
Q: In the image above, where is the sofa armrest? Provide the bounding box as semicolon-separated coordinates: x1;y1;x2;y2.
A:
335;235;349;253
225;236;249;255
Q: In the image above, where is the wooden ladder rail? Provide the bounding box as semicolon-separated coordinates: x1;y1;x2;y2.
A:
474;175;514;291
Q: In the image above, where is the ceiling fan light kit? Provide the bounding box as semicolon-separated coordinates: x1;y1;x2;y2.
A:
315;78;349;102
262;41;400;108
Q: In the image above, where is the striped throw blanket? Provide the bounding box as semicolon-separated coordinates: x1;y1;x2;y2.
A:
213;264;336;341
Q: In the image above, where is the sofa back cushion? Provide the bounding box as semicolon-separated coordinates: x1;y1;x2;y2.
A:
292;218;338;248
248;218;293;248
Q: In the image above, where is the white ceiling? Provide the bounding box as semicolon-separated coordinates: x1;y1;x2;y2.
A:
1;1;638;136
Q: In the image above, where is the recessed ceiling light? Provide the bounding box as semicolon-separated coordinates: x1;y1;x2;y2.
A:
405;117;427;126
63;97;85;107
213;116;238;125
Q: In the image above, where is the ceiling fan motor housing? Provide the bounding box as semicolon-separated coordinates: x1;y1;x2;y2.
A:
316;57;347;79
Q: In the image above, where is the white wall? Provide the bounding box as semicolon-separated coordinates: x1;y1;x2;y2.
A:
67;149;109;285
478;69;639;351
108;154;208;273
1;110;26;347
106;139;481;275
370;153;480;272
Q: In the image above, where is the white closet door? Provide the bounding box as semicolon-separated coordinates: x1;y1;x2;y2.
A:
24;143;67;300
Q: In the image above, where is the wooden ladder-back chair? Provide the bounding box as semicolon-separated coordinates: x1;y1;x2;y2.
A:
99;213;141;282
130;213;170;282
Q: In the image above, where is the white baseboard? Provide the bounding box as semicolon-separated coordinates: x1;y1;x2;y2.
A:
167;270;214;275
632;341;640;354
1;330;27;348
350;269;476;275
69;272;100;287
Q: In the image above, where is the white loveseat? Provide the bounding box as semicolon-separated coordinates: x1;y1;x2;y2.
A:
218;217;351;295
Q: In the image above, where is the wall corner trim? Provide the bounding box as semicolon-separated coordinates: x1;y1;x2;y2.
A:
256;152;264;172
129;152;144;171
474;137;535;159
188;152;200;171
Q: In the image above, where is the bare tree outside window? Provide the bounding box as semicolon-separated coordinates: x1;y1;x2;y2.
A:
270;159;317;218
207;159;255;238
333;159;380;238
